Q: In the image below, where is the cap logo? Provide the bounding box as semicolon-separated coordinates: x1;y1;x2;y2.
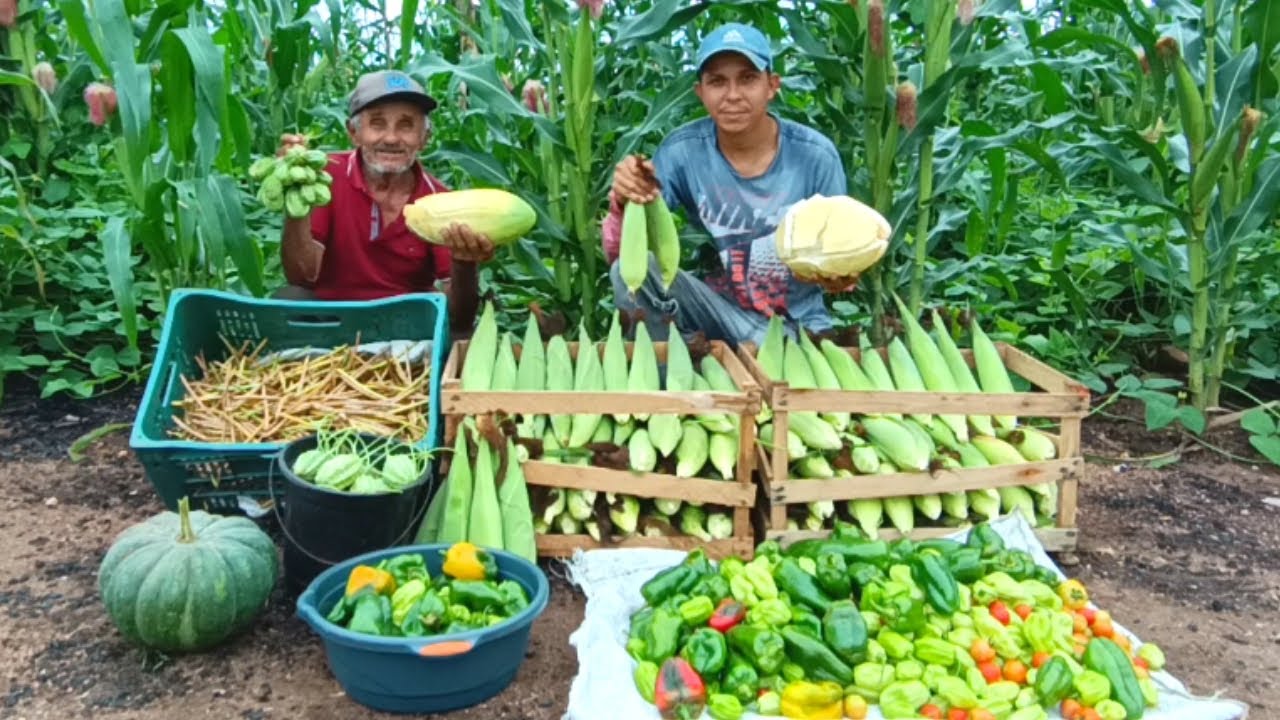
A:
385;74;411;90
723;29;744;44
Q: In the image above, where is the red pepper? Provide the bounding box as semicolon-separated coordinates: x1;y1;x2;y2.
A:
989;600;1012;626
655;657;706;720
708;598;746;633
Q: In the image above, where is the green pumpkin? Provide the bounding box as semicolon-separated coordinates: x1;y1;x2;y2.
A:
98;497;278;652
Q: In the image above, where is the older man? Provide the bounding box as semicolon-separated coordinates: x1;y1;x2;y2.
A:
604;23;853;347
276;70;494;336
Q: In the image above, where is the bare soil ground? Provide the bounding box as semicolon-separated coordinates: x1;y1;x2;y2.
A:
1;382;1276;720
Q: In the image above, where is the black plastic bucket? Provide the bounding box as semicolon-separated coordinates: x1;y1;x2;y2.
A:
275;433;434;596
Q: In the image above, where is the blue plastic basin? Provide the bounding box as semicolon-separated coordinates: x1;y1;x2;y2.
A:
296;544;550;714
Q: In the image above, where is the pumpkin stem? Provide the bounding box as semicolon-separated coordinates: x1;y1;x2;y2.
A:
177;497;196;543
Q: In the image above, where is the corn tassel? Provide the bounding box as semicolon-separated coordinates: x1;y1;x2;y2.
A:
930;309;995;436
970;320;1017;430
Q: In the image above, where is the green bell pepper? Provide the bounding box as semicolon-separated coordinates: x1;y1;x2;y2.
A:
894;660;924;681
633;660;659;703
449;580;507;612
723;654;759;704
780;625;854;684
746;597;792;627
781;662;806;683
1008;706;1049;720
815;550;852;599
916;538;966;556
984;680;1022;704
743;556;779;600
346;590;394;635
1023;608;1075;655
966;523;1005;557
911;553;960;615
1096;700;1128;720
680;627;728;677
821;600;868;666
642;607;685;664
1019;579;1063;609
982;549;1039;582
497;579;529;615
641;563;701;607
879;680;930;719
877;630;914;660
936;675;979;709
831;519;865;541
693;573;732;605
719;556;745;581
390;579;428;626
707;693;744;720
399;590;447;636
679;595;715;626
913;637;957;667
774;557;833;613
861;580;927;634
756;690;781;716
754;540;782;566
1034;656;1073;705
849;561;885;591
789;606;823;639
853;662;895;694
729;575;759;606
948;547;985;584
726;624;786;676
1074;670;1112;708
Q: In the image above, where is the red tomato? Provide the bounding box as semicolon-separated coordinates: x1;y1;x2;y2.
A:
1014;603;1034;621
979;660;1003;684
920;704;944;719
989;601;1012;625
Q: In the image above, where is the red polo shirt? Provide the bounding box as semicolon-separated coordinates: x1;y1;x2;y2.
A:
309;150;453;300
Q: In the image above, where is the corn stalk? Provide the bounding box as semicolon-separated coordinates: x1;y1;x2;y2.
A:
561;7;600;321
861;0;898;342
908;0;955;314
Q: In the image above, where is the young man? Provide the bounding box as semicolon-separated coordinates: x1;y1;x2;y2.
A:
603;22;854;346
276;70;495;336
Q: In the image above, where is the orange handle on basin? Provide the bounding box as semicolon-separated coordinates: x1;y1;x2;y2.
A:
416;639;476;658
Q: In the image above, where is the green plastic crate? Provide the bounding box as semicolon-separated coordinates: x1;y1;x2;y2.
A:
130;289;448;513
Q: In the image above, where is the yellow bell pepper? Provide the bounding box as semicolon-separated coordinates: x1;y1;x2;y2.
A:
345;565;396;597
442;542;495;581
780;680;843;720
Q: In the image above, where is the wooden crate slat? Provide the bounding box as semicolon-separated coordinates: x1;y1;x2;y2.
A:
768;457;1082;504
765;525;1078;552
773;387;1087;417
443;389;760;415
537;534;752;560
522;460;755;506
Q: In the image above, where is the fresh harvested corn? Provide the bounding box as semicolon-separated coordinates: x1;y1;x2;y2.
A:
467;436;503;550
491;332;518;391
883;496;915;534
675;420;709;478
886;336;934;428
708;431;737;480
1003;427;1058;461
628;428;658;472
546;334;574;445
931;309;995;436
893;294;967;442
628;322;660;421
971;434;1025;465
403;188;536;245
462;301;498;392
568;323;605;447
602;310;630;422
619;201;649;293
645;197;681;290
861;416;930;471
849;498;885;539
971;319;1017;430
437;430;473;545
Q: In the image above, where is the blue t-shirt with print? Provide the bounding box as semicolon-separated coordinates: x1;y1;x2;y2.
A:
651;114;847;331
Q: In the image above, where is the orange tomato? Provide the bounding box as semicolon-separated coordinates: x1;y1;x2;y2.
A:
989;601;1012;625
920;704;944;719
1060;699;1084;720
971;638;997;663
1081;606;1098;624
1112;632;1131;652
979;660;1003;684
1081;709;1103;720
1072;614;1089;635
1134;657;1151;671
1092;617;1116;639
970;710;997;720
1015;603;1034;621
947;710;970;720
1032;651;1052;669
1003;659;1029;684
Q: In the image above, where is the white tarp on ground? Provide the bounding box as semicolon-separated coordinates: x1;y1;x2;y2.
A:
562;514;1249;720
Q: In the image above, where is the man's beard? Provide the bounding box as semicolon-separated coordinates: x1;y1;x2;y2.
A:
361;146;416;177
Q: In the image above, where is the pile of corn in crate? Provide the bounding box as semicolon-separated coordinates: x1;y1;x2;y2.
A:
740;299;1089;550
441;303;762;558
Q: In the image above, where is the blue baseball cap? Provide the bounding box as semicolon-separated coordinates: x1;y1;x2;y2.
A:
695;23;772;73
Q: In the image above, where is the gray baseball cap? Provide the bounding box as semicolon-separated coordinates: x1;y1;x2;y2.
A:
348;70;438;117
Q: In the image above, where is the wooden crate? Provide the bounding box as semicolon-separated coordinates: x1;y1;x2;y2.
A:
440;339;763;559
737;342;1090;552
